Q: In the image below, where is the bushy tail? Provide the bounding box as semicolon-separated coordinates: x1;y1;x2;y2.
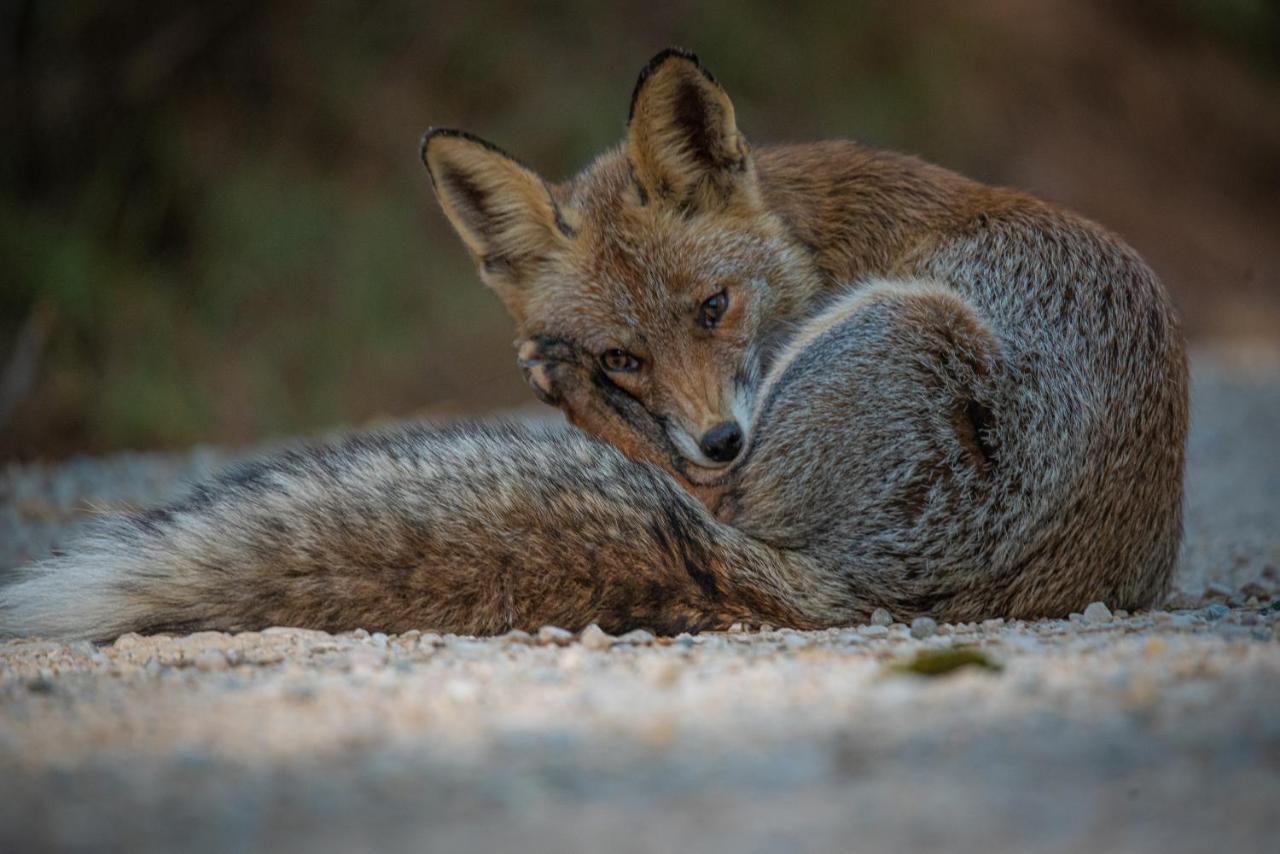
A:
1;423;824;641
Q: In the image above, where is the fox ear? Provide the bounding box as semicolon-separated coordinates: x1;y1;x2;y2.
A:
421;129;577;290
627;48;759;213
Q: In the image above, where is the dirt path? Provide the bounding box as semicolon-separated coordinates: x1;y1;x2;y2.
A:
1;345;1277;853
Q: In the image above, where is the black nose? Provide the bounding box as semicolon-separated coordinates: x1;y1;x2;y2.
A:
700;420;743;463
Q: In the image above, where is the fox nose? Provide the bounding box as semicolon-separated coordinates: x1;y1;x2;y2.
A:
700;420;743;463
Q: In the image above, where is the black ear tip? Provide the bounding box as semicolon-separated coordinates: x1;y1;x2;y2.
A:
418;127;528;176
419;128;443;168
628;46;717;122
647;46;701;69
419;127;469;172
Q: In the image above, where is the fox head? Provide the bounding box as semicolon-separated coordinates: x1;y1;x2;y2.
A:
421;48;821;496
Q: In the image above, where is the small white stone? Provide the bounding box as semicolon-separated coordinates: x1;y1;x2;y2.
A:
112;633;146;651
1082;602;1113;625
910;617;938;639
861;625;889;639
870;608;893;626
537;625;574;645
579;624;613;651
616;629;656;645
192;649;228;672
243;647;284;666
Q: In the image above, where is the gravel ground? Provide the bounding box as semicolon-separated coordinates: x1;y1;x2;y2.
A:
1;345;1277;854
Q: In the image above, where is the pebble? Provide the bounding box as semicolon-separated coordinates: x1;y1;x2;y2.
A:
861;625;889;639
26;672;57;693
1202;603;1230;621
616;629;656;645
1163;591;1203;610
1240;581;1270;600
537;626;574;645
870;608;893;626
192;650;229;672
113;633;146;651
910;617;938;639
579;624;613;651
1082;602;1113;625
1203;581;1232;599
261;627;328;643
243;648;285;666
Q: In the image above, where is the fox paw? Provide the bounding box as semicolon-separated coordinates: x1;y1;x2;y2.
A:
516;337;583;406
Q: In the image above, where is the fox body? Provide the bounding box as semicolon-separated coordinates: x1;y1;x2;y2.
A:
0;50;1186;641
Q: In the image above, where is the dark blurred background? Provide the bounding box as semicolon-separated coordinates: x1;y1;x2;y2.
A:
2;0;1278;460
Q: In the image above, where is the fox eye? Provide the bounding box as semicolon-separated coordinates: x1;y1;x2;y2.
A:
600;349;642;373
698;290;730;329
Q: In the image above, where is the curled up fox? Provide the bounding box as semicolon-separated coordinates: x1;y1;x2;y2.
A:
1;49;1187;641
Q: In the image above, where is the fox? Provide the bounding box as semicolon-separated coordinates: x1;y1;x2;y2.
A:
0;48;1186;642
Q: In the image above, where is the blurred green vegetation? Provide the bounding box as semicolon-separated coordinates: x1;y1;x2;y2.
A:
2;0;1278;458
